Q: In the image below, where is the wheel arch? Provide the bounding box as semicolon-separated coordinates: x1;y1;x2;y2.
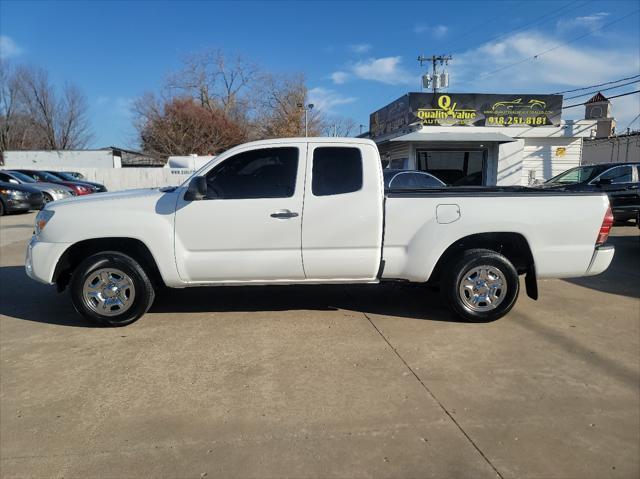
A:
429;232;538;300
53;237;165;292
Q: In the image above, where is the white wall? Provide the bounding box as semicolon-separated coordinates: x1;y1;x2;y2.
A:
76;168;193;191
522;137;582;184
3;150;116;168
496;140;525;186
5;167;193;192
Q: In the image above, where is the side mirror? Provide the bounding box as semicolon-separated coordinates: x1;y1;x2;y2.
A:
184;176;208;201
596;178;613;187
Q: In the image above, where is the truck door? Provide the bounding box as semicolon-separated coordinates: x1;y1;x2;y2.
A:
174;144;307;282
301;143;384;280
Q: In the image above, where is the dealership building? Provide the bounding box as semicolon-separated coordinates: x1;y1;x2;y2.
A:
368;92;599;186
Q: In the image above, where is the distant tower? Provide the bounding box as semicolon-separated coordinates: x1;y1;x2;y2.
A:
584;92;616;138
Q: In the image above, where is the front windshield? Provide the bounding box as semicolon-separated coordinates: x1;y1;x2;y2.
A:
8;171;36;183
546;166;603;185
36;171;66;182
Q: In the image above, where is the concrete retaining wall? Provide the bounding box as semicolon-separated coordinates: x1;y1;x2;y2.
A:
5;167;193;192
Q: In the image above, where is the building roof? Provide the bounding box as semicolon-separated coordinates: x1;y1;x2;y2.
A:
586;92;609;104
389;131;515;144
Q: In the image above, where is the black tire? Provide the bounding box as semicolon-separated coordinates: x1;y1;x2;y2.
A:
0;199;5;216
70;251;155;326
441;248;519;323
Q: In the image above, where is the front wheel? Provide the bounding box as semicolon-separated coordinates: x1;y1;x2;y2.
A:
441;249;519;322
70;252;155;326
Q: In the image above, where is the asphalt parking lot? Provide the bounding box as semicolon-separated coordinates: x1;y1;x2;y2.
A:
1;211;639;479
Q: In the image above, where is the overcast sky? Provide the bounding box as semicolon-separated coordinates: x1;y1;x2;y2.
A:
1;0;639;148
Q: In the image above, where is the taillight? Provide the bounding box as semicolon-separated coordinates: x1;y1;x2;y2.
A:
596;205;614;246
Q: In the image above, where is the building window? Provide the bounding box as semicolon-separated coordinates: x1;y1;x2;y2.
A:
416;149;486;186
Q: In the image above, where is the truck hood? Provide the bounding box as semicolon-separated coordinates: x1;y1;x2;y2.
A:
46;187;174;210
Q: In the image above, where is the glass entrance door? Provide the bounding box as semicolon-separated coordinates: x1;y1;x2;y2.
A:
416;149;487;186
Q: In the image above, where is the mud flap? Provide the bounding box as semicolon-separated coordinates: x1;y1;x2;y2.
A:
525;264;538;300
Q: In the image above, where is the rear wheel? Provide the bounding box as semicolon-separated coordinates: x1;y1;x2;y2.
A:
441;249;519;322
70;252;155;326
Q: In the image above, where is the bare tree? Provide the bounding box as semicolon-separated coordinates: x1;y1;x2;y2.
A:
254;73;324;139
133;48;360;154
135;95;247;156
0;62;44;151
14;66;91;149
58;84;92;149
165;49;258;121
322;116;358;137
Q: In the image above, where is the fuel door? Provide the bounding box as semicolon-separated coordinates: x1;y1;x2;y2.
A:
436;204;461;224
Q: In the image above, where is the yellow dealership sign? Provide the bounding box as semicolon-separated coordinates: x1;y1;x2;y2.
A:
369;93;563;138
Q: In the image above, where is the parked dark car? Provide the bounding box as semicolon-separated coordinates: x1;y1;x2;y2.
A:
63;171;85;180
540;162;640;223
44;171;107;192
0;170;75;203
12;169;103;196
383;169;446;189
0;181;44;215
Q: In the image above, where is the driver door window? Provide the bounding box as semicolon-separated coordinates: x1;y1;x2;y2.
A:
205;147;298;199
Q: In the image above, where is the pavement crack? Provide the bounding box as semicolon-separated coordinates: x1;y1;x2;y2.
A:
362;312;504;479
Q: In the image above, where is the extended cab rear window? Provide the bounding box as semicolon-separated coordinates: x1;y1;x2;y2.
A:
312;147;363;196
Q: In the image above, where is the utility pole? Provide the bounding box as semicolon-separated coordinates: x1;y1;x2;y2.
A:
417;54;452;93
297;103;314;137
625;127;631;162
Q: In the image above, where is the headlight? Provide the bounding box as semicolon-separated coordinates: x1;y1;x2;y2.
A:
0;188;26;197
54;189;69;195
35;209;55;235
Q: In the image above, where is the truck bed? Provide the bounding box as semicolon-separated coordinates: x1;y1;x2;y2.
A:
381;188;610;282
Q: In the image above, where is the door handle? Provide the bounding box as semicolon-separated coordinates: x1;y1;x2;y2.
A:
270;210;299;219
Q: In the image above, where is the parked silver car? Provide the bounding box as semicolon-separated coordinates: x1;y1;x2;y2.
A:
0;170;75;203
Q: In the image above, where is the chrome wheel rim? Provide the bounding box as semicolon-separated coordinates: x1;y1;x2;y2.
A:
82;268;136;317
458;265;507;312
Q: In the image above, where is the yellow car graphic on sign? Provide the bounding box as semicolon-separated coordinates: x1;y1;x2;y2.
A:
492;98;546;110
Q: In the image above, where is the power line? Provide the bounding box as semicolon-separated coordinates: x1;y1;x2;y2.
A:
451;0;587;55
480;9;640;79
625;113;640;130
553;74;640;94
564;79;640;100
563;89;640;109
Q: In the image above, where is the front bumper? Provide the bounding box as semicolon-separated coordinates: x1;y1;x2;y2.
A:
5;195;43;211
585;245;615;276
25;237;73;285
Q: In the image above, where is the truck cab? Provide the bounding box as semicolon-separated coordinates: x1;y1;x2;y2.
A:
173;138;384;283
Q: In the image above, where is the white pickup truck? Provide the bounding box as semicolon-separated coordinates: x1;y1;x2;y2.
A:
26;138;615;326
